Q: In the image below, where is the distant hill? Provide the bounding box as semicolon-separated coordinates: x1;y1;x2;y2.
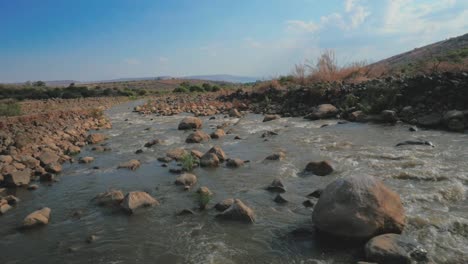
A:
181;74;258;83
370;33;468;74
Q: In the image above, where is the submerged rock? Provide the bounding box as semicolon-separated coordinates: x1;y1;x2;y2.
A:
266;179;286;193
22;207;51;228
265;151;285;161
93;189;125;207
263;114;280;122
121;191;159;213
144;139;162;148
226;158;244;168
178;117;202;130
304;161;334;176
312;175;406;239
365;233;428;264
117;159;141;170
216;199;255;223
274;194;288;204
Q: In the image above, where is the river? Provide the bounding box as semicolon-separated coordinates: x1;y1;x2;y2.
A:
1;100;467;264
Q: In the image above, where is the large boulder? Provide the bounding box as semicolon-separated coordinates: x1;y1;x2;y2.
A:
117;159;141;170
175;173;198;189
178;117;202;130
214;198;234;212
312;175;406;239
210;129;226;139
216;199;255;223
87;133;107;144
23;207;51;228
186;130;210;143
121;191;159;213
226;158;244;168
4;169;31;187
93;189;125;207
305;161;334;176
166;148;188;161
365;234;428;264
305;104;338;120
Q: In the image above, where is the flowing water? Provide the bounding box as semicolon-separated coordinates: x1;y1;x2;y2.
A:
1;101;467;264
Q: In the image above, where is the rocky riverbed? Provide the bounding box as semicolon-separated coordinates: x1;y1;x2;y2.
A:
0;98;466;263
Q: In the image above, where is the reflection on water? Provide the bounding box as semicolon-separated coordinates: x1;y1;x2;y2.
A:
0;101;467;264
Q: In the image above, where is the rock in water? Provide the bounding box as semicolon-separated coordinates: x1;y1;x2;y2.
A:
266;179;286;193
263;114;280;122
274;194;288;204
210;129;226;139
186;130;210;143
200;153;220;167
121;191;159;213
216;199;255;223
214;198;234;212
226;158;244;168
305;161;334;176
229;108;242;118
265;151;286;161
178;117;202;130
79;156;94;164
93;190;125;207
117;159;141;170
206;146;227;161
87;133;107;144
305;104;338;120
312;175;406;239
4;169;31;187
365;234;428;264
174;173;197;189
23;207;51;228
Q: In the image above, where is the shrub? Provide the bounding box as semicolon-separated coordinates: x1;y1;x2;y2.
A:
0;100;21;116
173;86;189;93
180;153;196;171
202;83;212;92
211;85;221;92
189;85;205;92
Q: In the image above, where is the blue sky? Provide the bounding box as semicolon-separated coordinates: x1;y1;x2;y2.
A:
1;0;467;82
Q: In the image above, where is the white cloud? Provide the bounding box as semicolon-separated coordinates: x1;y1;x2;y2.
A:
286;20;320;33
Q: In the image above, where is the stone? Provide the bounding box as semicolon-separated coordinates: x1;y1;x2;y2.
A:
4;195;20;205
4;169;31;187
186;130;210;143
348;110;366;122
22;207;51;228
205;146;227;161
190;150;203;159
40;173;55;182
27;184;39;190
261;131;278;138
0;199;12;215
365;234;428;264
210;129;226;139
117;159;141;170
178;117;202;130
166;148;188;161
86;235;97;244
121;191;159;213
229;108;242;118
305;104;338;120
178;209;195;215
0;155;13;164
305;161;334;176
226;158;244;168
200;153;219;167
216;199;255;223
303;200;315;208
38;150;60;166
45;162;62;173
87;133;107;144
408;126;418;132
175;173;197;188
265;151;285;161
144;139;162;148
93;189;125;207
19;155;40;168
214;198;234;212
307;189;323;198
274;194;288;204
266;179;286;193
79;157;94;164
312;175;406;239
263;114;280;122
381;110;398;123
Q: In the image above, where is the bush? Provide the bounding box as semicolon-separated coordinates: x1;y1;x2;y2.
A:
173;87;189;93
211;85;221;92
180;153;196;171
202;83;212;92
189;85;205;92
0;100;21;116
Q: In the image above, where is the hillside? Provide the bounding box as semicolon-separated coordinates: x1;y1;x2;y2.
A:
371;33;468;74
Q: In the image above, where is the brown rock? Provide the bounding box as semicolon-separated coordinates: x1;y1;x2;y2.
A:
79;156;94;164
178;117;202;130
210;129;226;139
226;158;244;168
216;199;255;223
23;207;51;228
312;175;406;239
200;153;220;167
190;150;203;159
4;169;31;187
121;191;159;213
93;189;125;207
117;159;141;170
38;150;60;166
0;155;13;164
265;151;285;161
186;130;210;143
45;162;62;173
229;108;242;118
214;198;234;212
365;233;428;264
305;161;334;176
175;173;198;188
206;146;227;161
166;148;188;161
87;133;107;144
263;114;280;122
